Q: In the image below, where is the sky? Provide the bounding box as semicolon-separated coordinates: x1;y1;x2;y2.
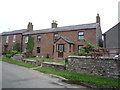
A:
0;0;119;34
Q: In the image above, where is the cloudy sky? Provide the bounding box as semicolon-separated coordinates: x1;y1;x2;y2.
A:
0;0;119;33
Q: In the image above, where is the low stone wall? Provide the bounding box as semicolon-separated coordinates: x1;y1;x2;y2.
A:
11;54;40;66
66;56;120;79
11;54;24;61
42;62;65;71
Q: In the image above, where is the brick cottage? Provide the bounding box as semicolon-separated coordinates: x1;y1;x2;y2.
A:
2;14;102;60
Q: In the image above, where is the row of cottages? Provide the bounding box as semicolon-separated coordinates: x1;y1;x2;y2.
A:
2;14;102;60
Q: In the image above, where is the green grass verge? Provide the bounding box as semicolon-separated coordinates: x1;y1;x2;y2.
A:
35;67;120;88
44;58;53;62
55;61;65;64
2;58;36;68
0;57;2;61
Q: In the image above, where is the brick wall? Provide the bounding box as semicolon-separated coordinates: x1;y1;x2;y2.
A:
2;34;23;52
23;29;96;59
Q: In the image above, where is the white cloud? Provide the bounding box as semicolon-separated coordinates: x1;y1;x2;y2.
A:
0;0;119;33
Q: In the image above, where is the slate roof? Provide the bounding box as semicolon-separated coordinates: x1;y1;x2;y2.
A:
23;23;99;35
104;22;120;34
2;29;27;35
55;36;75;44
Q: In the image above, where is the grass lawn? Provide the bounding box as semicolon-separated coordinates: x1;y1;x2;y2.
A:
2;58;36;68
55;61;65;64
35;67;120;88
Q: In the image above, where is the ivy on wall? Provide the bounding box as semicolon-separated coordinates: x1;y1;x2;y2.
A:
26;36;34;54
12;42;21;52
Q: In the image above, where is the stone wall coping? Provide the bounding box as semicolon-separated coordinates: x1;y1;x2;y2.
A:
14;54;24;55
42;62;64;66
68;56;120;60
23;59;36;62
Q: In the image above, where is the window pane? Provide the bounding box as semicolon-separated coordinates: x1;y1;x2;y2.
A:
13;35;16;42
64;44;66;51
25;36;28;43
37;35;41;42
80;36;84;39
78;45;83;53
79;32;84;35
78;32;84;40
54;33;58;41
6;36;9;43
54;34;58;37
37;47;40;53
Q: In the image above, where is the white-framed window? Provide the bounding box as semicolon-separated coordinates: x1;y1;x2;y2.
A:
37;35;41;42
78;32;84;40
25;36;28;43
6;36;9;43
13;35;16;42
78;45;83;53
54;33;58;41
56;44;66;52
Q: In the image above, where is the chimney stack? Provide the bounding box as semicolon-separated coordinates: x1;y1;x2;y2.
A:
27;22;33;32
51;20;58;28
96;13;100;25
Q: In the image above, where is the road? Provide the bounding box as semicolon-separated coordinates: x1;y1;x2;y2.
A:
1;61;86;88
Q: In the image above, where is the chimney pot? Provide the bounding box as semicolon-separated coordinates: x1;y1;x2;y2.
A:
51;20;58;28
96;13;100;25
27;22;33;32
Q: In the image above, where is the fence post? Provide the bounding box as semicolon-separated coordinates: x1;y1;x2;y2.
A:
41;56;45;67
36;56;40;66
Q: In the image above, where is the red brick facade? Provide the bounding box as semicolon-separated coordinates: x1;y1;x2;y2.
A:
22;29;97;60
2;34;23;52
2;14;102;60
1;22;33;53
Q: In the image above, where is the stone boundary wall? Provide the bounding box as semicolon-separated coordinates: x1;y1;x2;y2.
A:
11;54;39;66
10;54;120;78
66;56;120;79
42;62;65;71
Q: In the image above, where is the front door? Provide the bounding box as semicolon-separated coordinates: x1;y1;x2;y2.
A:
58;51;63;58
57;44;65;58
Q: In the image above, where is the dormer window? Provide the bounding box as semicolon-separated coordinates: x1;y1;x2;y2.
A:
6;36;9;43
54;33;58;41
37;35;41;42
13;35;16;42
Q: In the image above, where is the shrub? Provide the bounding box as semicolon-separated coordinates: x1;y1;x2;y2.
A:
78;52;87;56
6;53;13;58
73;52;78;56
3;50;20;58
11;50;18;56
2;51;7;55
12;42;21;52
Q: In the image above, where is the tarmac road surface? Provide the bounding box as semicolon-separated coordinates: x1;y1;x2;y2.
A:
2;61;87;88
